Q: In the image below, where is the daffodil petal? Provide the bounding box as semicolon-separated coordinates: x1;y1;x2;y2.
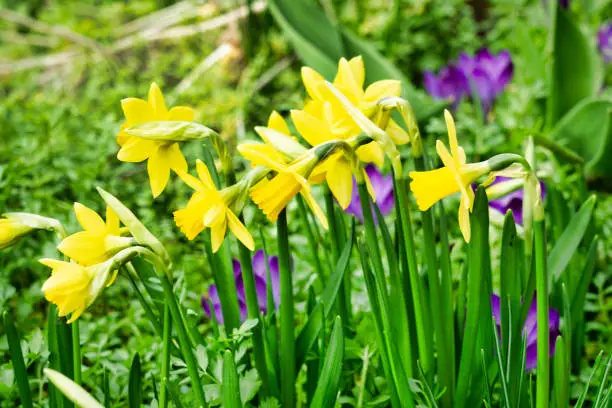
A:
301;66;326;100
106;206;120;235
300;190;328;230
268;111;291;135
148;83;168;118
356;143;385;168
120;98;154;125
162;143;188;174
458;202;471;242
148;149;171;198
168;106;195;121
326;159;353;209
195;160;217;190
74;203;106;233
386;119;410;145
364;79;402;103
227;210;254;250
290;109;332;147
444;110;461;165
210;217;227;253
117;137;159;163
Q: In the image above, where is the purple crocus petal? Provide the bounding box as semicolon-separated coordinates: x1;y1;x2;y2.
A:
251;250;267;279
268;256;281;308
238;299;248;321
202;284;224;324
491;293;559;371
424;71;442;99
470;67;495;114
475;49;513;95
491;294;502;325
344;165;394;224
598;23;612;63
232;259;242;278
457;53;477;77
253;274;269;313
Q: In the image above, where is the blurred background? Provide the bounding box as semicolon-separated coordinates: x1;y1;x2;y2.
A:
0;0;611;405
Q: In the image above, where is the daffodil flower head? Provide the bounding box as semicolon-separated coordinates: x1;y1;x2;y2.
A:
40;258;114;323
410;110;491;242
173;160;254;253
58;203;134;267
240;143;331;229
117;83;195;198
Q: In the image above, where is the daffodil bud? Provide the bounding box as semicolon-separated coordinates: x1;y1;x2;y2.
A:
124;121;216;142
398;102;423;158
323;80;402;175
1;213;64;250
96;187;170;266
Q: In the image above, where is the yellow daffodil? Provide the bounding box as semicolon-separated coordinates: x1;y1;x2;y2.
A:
58;203;133;270
173;160;254;253
238;143;330;229
117;83;194;198
0;218;32;250
290;104;376;209
409;110;490;242
300;56;409;152
40;259;113;323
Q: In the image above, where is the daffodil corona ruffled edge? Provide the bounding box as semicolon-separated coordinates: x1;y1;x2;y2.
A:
173;160;254;253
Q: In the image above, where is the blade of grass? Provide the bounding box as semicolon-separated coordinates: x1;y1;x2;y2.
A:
3;311;33;408
128;354;142;408
309;317;344;408
222;350;243;408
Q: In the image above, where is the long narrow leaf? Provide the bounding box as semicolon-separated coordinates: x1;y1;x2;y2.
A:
309;317;344;408
3;311;33;408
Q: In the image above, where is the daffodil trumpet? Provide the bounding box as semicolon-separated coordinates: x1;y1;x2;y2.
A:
40;246;155;323
174;159;254;252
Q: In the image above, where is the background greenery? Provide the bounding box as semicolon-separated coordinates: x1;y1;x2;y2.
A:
0;0;610;406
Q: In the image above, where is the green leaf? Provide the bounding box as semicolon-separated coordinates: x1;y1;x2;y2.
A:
548;195;596;285
128;354;142;408
44;368;104;408
294;220;355;370
222;350;243;408
549;98;612;178
570;236;598;324
3;311;33;408
267;0;340;78
268;0;440;121
309;317;345;408
548;7;601;125
553;337;569;408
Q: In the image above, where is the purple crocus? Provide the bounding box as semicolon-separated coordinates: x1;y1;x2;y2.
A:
488;177;546;226
491;294;560;371
598;23;612;63
344;164;395;223
424;49;513;114
423;65;469;110
202;250;280;324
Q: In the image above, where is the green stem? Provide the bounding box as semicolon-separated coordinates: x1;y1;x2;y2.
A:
297;195;327;282
160;304;171;408
159;274;207;407
71;320;81;384
535;219;549;408
324;189;350;326
395;175;433;374
277;210;295;407
237;240;270;396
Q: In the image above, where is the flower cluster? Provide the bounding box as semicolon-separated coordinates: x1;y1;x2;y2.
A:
424;49;513;114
